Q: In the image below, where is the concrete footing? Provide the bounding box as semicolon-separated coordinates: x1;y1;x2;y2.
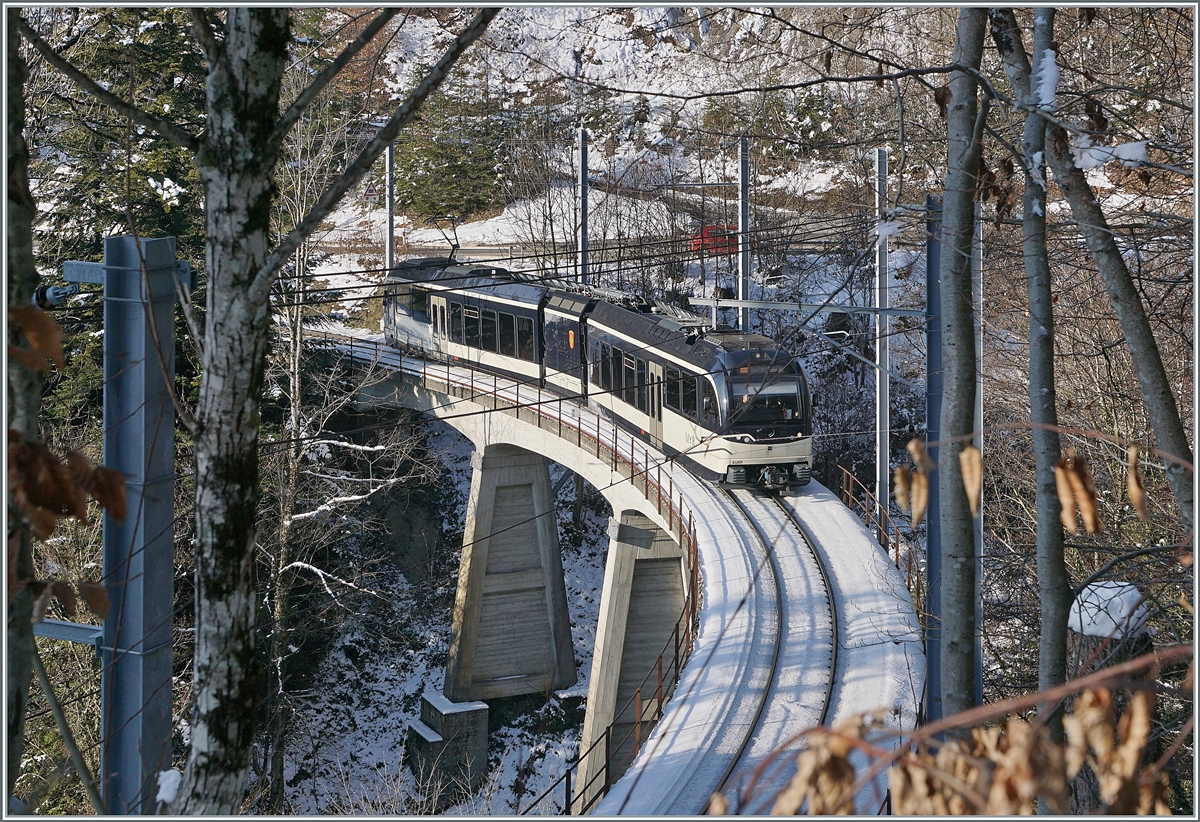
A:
444;444;576;702
574;512;684;812
405;691;489;808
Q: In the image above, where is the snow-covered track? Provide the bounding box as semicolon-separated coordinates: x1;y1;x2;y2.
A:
714;490;837;813
311;328;923;815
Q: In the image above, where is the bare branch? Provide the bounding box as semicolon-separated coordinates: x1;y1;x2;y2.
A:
268;9;400;155
17;15;202;153
253;8;501;298
188;8;220;67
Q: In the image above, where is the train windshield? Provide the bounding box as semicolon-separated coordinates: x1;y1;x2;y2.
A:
727;381;807;440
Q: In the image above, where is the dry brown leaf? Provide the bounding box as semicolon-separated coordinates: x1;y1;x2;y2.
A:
87;465;128;522
8;343;50;373
1063;450;1103;534
9;304;65;370
1055;459;1078;533
1179;593;1194;615
50;579;77;619
907;438;937;474
27;507;58;541
1126;445;1148;521
78;580;111;619
10;439;87;520
934;84;951;118
706;792;727;815
959;446;982;518
910;471;929;529
893;466;911;513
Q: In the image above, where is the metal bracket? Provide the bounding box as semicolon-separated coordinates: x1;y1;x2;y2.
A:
33;619;103;657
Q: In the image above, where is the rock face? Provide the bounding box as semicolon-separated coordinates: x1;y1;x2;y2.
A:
405;692;489;809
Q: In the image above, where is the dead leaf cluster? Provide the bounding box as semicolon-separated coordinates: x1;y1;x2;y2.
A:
1056;447;1103;534
8;304;65;373
8;430;126;541
894;438;937;528
1063;688;1170;814
769;715;870;815
709;688;1174;815
1126;445;1148;521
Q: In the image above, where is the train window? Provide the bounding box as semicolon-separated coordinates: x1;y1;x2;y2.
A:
623;354;636;405
394;282;411;315
683;375;697;420
600;344;612;391
482;309;498;353
665;366;682;411
464;307;480;348
701;380;720;426
450;302;463;344
412;287;430;322
499;313;516;357
636;359;648;414
517;316;535;361
439;305;446;338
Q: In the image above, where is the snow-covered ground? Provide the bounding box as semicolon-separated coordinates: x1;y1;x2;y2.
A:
280;420;610;814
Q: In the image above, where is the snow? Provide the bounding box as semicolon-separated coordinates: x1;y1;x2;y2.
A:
1068;581;1151;639
875;220;903;242
155;769;182;805
1035;47;1059;110
1071;136;1150;170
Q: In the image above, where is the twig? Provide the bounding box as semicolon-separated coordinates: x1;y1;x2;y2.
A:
32;646;108;815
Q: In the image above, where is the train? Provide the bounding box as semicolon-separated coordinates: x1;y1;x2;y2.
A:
382;257;813;491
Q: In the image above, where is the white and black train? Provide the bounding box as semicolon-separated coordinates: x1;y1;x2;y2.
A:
383;258;813;491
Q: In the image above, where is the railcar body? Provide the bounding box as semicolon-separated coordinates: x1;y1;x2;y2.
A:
383;260;812;491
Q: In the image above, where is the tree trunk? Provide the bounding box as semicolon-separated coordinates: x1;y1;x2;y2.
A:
938;7;986;726
172;10;290;813
1043;116;1194;534
989;7;1073;741
6;9;40;801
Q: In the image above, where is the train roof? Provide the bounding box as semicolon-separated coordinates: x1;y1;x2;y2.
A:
589;300;722;370
390;261;548;304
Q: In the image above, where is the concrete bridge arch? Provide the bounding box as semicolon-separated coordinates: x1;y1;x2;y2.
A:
357;365;696;797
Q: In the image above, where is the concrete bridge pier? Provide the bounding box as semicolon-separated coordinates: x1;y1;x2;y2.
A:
575;512;685;812
443;444;576;702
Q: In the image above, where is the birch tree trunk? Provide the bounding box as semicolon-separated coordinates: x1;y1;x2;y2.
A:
988;7;1072;738
6;8;40;799
1041;94;1194;536
938;7;987;725
174;9;291;813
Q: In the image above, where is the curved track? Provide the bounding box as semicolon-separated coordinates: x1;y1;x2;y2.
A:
715;490;839;813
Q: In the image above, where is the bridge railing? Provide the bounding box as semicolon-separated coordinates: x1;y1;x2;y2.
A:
314;332;703;814
837;465;926;637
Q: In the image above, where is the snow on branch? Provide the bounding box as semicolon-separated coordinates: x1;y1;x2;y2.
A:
279;561;383;607
305;439;388;453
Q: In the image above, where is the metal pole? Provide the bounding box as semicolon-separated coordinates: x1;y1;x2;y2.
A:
738;137;750;331
100;236;176;813
578;127;589;286
386;140;395;273
875;147;890;544
924;196;943;725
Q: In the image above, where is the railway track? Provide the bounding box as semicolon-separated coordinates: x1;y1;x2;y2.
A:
714;489;839;814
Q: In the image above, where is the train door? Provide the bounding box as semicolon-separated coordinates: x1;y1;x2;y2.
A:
648;361;664;448
429;294;447;356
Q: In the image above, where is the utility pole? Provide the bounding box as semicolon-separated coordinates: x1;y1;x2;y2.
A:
875;148;890;543
737;137;750;331
63;236;181;813
924;196;944;724
578;127;589;286
386;140;395;273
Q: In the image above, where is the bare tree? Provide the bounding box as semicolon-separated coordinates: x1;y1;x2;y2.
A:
987;7;1073;735
16;8;499;812
7;7;43;801
938;7;987;725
